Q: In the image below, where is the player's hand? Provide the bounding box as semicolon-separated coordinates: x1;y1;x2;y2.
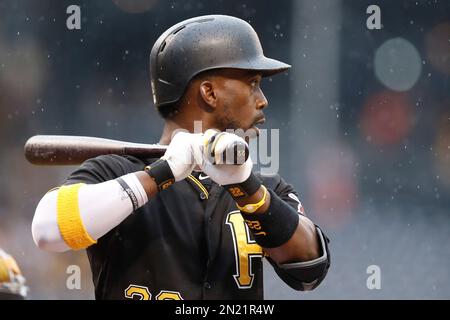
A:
162;131;203;181
200;129;253;185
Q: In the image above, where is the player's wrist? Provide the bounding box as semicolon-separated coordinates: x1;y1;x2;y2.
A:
135;171;159;198
144;159;175;192
240;189;300;248
223;171;262;200
236;185;270;214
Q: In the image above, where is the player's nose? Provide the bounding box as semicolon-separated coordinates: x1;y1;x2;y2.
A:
256;89;268;110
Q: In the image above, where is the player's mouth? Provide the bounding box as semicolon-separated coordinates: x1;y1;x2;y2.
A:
251;116;266;136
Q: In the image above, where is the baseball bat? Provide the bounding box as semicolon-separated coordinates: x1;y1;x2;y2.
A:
24;135;167;165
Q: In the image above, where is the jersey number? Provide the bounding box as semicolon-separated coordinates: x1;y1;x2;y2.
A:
124;285;183;300
226;211;263;289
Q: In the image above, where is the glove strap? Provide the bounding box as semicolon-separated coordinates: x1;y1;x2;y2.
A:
224;172;262;200
144;159;175;192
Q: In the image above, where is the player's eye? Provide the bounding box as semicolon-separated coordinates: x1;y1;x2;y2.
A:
250;78;259;87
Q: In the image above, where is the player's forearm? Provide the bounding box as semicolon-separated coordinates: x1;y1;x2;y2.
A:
135;171;159;197
263;215;320;264
32;172;154;252
235;185;271;214
236;186;320;264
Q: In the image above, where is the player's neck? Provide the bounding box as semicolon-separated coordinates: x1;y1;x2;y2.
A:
159;120;181;144
159;118;212;144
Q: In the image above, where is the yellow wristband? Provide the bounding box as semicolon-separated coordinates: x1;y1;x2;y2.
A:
236;185;268;213
57;183;97;250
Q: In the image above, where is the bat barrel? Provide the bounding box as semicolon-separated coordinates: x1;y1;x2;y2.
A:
24;135;167;165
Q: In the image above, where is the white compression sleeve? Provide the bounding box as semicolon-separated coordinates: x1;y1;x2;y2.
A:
32;173;148;252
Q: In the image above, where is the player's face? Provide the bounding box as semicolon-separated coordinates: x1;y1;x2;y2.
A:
213;69;268;134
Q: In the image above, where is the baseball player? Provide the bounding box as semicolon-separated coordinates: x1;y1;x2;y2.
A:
0;248;28;300
32;15;330;300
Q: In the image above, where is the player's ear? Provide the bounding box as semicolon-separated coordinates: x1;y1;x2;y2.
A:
199;80;218;109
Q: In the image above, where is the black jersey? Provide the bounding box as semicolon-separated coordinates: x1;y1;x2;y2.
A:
64;154;306;300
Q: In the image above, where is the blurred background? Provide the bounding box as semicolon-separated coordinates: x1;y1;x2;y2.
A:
0;0;449;299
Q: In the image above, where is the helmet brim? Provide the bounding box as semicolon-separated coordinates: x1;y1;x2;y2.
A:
222;55;291;77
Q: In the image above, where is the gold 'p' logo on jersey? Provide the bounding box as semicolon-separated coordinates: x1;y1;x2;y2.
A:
226;211;263;289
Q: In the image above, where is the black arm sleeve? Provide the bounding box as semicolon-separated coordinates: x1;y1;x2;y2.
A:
263;174;331;291
267;225;331;291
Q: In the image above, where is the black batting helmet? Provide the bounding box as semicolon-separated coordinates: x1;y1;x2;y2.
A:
150;14;291;110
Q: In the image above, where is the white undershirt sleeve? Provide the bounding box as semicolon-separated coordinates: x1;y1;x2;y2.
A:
32;173;149;252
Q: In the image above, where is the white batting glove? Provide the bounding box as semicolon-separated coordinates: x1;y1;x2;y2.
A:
200;129;253;186
161;131;203;182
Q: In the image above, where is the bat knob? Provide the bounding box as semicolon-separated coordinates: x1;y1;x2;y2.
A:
221;140;249;165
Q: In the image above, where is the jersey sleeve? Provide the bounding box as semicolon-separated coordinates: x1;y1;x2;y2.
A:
261;174;331;291
264;174;306;216
63;154;139;186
